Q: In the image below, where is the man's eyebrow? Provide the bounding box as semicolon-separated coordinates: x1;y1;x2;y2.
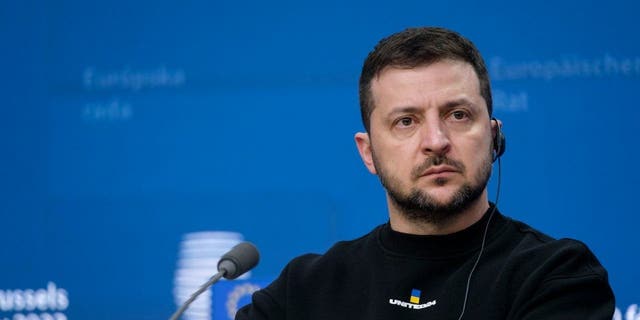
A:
441;98;475;110
387;106;422;117
386;98;476;117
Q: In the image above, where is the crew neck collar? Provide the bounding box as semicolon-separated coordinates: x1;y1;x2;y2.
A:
377;203;507;258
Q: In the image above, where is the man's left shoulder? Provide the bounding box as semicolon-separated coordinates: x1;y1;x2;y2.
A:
532;238;608;280
495;216;615;318
504;216;609;282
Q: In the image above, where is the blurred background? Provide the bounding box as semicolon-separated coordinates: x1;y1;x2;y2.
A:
1;0;638;319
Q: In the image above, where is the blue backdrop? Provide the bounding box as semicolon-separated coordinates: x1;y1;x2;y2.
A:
1;1;638;319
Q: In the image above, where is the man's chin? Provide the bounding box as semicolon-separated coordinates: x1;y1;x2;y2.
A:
420;186;461;204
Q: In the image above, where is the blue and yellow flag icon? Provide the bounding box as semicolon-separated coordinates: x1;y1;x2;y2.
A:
410;289;421;304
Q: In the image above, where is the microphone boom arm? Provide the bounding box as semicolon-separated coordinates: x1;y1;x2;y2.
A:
169;269;226;320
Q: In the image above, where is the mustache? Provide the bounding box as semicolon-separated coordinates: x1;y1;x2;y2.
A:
411;155;466;178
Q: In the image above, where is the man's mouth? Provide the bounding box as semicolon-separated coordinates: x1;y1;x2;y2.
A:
421;166;459;177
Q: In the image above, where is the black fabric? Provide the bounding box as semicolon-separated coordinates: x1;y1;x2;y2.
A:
236;206;614;319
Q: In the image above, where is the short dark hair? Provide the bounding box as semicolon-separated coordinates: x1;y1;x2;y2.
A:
358;27;492;132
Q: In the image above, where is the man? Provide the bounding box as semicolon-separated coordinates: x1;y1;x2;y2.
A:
236;27;614;319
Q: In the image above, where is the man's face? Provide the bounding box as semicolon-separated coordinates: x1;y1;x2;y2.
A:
355;60;494;224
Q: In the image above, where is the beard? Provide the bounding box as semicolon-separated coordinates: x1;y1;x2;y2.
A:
372;149;492;227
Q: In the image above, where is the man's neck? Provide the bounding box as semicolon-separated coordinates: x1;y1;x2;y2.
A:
387;192;490;235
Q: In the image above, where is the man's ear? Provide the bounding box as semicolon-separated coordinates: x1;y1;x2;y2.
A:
355;132;377;175
491;118;503;138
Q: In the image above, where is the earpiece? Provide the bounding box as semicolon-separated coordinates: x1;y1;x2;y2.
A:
491;117;506;162
458;117;505;320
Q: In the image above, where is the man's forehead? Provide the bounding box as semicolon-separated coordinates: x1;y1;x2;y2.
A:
369;61;483;111
373;60;478;83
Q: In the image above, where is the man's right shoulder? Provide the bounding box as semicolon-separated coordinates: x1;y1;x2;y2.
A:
282;226;380;280
235;226;383;319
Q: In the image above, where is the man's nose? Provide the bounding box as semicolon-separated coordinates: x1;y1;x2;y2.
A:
419;119;451;156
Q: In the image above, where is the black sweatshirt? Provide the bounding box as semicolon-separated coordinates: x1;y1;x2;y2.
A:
237;207;614;319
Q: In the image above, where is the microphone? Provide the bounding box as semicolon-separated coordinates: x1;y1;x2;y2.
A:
218;242;260;279
169;242;260;320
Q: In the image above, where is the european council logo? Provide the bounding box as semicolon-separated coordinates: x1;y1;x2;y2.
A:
173;231;249;320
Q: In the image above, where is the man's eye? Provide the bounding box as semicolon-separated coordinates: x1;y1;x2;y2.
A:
398;117;413;126
451;111;467;120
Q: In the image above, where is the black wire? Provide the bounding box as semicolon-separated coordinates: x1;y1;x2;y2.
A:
457;156;502;320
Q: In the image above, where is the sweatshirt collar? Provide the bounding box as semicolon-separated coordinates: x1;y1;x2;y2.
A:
378;203;507;258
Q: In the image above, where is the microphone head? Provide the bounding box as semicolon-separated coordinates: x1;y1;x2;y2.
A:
217;242;260;280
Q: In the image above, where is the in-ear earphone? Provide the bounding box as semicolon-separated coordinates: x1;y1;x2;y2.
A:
492;117;506;162
458;117;505;320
